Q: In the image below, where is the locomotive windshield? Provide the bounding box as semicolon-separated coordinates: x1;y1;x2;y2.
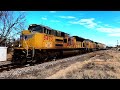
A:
28;25;43;32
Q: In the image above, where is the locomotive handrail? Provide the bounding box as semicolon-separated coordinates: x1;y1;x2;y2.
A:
23;38;28;57
32;47;35;57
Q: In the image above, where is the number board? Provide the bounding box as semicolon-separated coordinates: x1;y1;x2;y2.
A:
44;35;53;41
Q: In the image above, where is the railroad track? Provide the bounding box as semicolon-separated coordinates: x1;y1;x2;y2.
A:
0;53;80;72
0;63;24;72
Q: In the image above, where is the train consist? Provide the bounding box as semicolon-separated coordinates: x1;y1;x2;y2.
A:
12;24;106;64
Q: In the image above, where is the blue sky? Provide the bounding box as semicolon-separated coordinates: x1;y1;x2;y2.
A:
23;11;120;46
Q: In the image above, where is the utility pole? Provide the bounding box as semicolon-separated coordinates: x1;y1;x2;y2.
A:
117;40;120;51
117;40;119;47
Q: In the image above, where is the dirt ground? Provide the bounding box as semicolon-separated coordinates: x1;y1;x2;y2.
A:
1;49;120;79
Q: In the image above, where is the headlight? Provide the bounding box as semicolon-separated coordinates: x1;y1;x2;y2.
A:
22;51;25;53
18;44;21;47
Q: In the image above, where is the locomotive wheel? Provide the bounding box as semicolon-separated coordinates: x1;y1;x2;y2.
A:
12;60;20;65
52;52;57;61
31;57;37;64
53;55;57;61
20;59;27;65
12;56;21;65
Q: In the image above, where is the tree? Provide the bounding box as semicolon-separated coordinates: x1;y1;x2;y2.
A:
0;11;26;46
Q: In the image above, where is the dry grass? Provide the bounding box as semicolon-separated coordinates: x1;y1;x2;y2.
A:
46;61;90;79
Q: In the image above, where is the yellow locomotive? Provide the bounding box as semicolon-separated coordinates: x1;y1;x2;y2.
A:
12;24;106;64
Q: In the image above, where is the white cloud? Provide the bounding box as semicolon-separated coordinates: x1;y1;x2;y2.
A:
69;21;79;24
79;18;97;28
70;18;120;36
59;16;76;19
41;17;47;20
70;17;120;37
96;27;120;37
69;18;97;28
50;20;60;22
108;33;120;37
49;11;56;13
96;27;120;33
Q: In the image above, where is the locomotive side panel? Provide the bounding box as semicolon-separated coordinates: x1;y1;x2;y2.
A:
54;36;64;49
34;33;44;49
